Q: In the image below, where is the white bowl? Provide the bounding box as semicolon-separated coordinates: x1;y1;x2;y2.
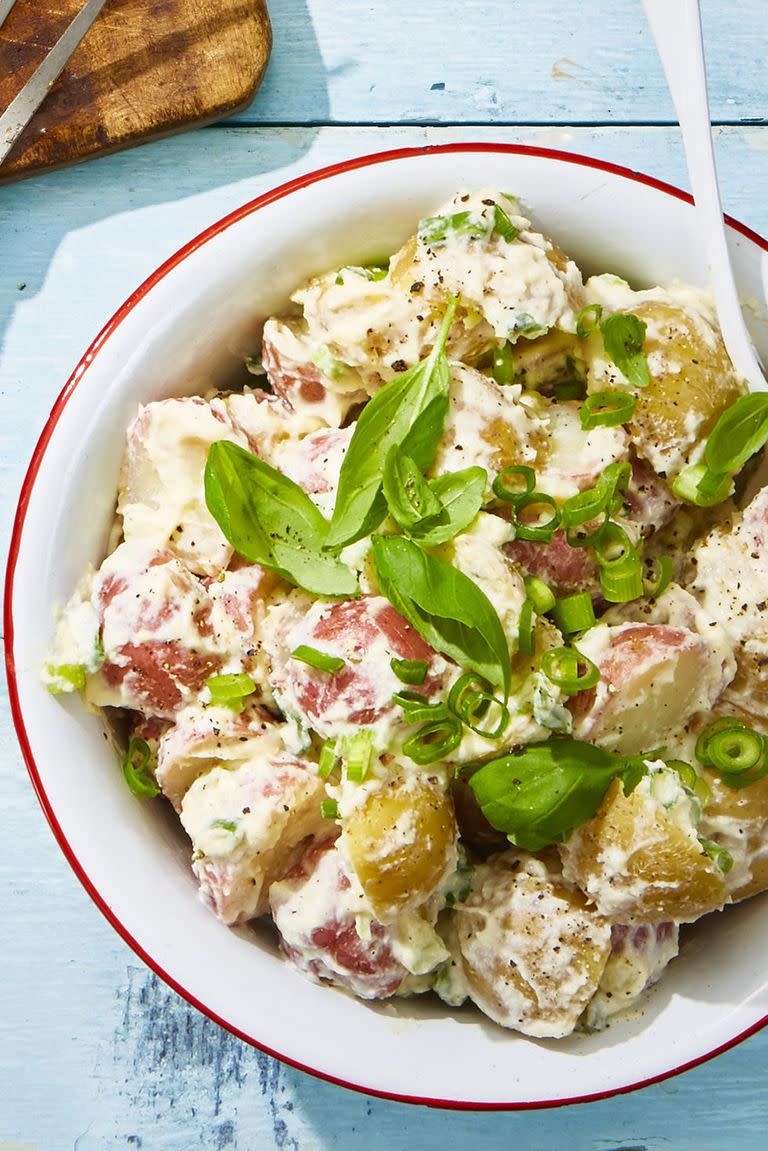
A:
7;144;768;1109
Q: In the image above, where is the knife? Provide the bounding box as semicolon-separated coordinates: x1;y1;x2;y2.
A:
0;0;110;166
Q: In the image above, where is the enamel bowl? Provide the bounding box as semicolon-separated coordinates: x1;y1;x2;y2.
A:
7;144;768;1109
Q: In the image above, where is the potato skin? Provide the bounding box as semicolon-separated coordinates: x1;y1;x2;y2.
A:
454;850;611;1038
625;302;742;476
341;774;457;922
559;777;729;923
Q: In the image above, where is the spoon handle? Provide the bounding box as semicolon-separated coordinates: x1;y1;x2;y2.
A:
643;0;766;391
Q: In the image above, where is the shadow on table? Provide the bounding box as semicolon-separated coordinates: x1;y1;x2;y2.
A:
0;0;329;364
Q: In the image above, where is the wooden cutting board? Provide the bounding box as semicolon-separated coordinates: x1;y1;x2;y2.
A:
0;0;271;183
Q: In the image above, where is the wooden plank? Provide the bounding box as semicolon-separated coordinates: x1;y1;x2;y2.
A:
225;0;768;126
0;0;271;182
2;123;768;1147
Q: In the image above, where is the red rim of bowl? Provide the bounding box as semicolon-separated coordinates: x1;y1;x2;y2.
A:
5;142;768;1111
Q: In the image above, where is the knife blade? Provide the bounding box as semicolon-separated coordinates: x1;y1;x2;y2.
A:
0;0;110;166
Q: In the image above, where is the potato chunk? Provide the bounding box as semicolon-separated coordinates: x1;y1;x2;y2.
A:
180;752;326;924
559;769;729;922
340;774;457;923
454;850;611;1038
584;922;679;1030
572;620;734;755
588;301;742;477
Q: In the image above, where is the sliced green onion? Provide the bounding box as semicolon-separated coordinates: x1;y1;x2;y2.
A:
580;390;637;430
513;493;561;542
517;599;535;656
553;592;596;636
493;203;519;243
642;555;673;600
492;464;536;503
695;717;768;788
552;375;588;402
317;737;340;779
311;346;348;380
394;690;449;724
706;726;765;775
513;313;547;340
45;662;86;694
336;264;388;285
695;717;744;767
490;342;516;385
600;558;644;603
321;799;340;820
343;730;374;783
560;461;631;531
524;576;556;615
402;715;463;764
390;657;429;685
206;672;256;711
418;211;490;247
592;520;636;565
541;646;600;693
121;737;159;799
447;672;509;741
668;759;711;808
700;838;734;874
290;645;345;674
671;463;734;508
576;303;603;339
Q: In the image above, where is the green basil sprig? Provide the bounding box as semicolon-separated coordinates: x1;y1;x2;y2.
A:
382;446;486;546
407;466;486;546
372;534;511;698
468;737;646;852
672;393;768;508
205;440;358;597
600;312;650;389
704;393;768;474
325;299;457;548
382;446;443;528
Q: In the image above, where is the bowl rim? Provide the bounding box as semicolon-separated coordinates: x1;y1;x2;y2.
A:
6;141;768;1111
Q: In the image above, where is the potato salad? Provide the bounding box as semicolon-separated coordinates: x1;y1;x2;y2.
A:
45;189;768;1038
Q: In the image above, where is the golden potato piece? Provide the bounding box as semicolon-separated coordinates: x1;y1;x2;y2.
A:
623;302;741;477
701;768;768;902
454;850;611;1038
341;774;457;922
560;774;729;922
506;327;586;392
691;704;768;903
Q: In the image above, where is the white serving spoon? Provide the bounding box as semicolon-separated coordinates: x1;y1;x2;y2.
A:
643;0;767;391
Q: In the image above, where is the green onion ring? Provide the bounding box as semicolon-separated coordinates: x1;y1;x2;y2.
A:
513;492;561;542
553;592;596;636
541;646;600;693
492;464;536;503
402;716;463;764
580;390;637;430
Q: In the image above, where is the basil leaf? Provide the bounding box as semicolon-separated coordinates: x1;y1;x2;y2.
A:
372;534;511;697
407;466;487;546
383;446;443;529
326;299;457;548
205;440;358;597
704;393;768;476
600;312;650;389
468;738;644;852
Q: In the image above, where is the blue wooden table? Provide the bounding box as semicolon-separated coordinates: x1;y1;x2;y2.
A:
2;2;768;1146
